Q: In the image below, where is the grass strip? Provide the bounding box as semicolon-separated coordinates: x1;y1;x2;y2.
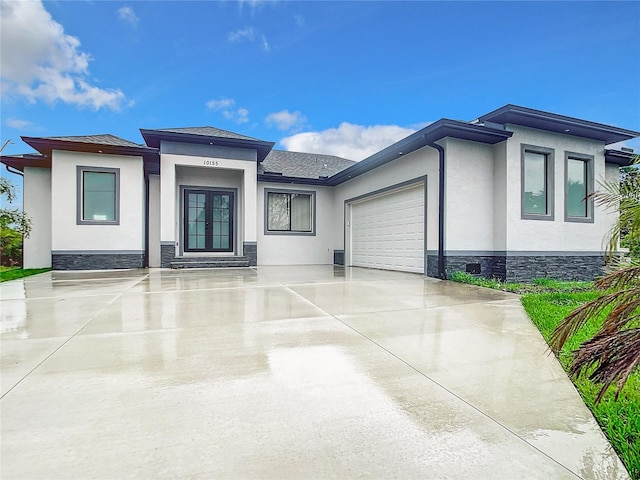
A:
0;267;51;282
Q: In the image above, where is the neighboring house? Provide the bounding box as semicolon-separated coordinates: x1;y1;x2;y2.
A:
2;104;638;281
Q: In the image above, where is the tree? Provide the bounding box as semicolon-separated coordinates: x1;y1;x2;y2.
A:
550;156;640;402
1;139;32;265
618;165;640;256
0;137;33;264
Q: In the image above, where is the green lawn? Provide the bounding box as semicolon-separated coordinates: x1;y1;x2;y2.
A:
0;266;51;282
451;272;639;479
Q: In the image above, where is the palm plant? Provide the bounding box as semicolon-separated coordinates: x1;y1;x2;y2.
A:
550;156;640;402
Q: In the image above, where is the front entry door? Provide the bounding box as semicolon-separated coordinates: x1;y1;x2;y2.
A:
184;190;234;252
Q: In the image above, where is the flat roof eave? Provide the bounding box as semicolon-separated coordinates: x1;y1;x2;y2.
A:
478;104;640;145
605;149;637;166
140;129;275;162
327;119;513;186
0;153;51;172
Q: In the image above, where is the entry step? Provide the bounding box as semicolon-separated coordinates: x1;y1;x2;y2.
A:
170;256;251;269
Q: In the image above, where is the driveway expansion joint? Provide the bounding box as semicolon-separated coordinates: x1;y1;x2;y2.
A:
0;273;151;400
282;283;583;479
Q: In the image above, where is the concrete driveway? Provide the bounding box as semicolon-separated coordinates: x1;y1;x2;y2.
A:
0;266;628;479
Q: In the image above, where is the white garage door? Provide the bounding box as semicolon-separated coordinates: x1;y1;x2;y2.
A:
349;183;425;273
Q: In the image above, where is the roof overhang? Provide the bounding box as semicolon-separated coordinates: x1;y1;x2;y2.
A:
22;136;158;158
477;105;640;145
140;129;275;163
257;174;329;185
1;153;50;172
605;149;638;166
327;119;513;186
17;136;160;175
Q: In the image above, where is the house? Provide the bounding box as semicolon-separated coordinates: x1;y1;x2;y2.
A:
2;104;638;281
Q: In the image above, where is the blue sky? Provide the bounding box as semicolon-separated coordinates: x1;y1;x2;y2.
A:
1;0;639;190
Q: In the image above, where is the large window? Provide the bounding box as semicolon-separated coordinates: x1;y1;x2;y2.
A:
77;166;120;225
565;152;594;223
265;189;315;235
521;145;554;220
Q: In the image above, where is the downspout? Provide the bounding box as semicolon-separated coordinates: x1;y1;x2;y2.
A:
144;173;150;268
6;165;24;177
425;139;446;279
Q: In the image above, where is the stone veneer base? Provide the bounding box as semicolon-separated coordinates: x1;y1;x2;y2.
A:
243;242;257;266
52;253;144;270
160;244;175;268
427;254;604;282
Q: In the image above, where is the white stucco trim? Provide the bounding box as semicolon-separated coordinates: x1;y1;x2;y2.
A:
22;167;52;268
160;153;257;258
148;175;161;267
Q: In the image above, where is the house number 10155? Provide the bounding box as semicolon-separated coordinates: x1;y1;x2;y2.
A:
204;160;219;166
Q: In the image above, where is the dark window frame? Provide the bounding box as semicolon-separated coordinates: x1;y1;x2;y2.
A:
521;144;555;221
564;151;594;223
264;188;316;236
76;166;120;225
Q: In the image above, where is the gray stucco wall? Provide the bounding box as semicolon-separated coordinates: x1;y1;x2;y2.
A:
161;141;256;161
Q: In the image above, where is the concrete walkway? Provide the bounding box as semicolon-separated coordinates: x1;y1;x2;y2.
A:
0;266;628;479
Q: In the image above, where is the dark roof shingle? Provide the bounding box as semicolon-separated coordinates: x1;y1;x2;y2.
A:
150;126;259;141
260;150;355;179
44;134;144;148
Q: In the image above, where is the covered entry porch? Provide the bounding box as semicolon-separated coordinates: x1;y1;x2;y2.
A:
140;127;269;269
153;162;257;268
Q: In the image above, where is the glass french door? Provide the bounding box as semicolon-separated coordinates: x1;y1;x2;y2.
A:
184;190;234;252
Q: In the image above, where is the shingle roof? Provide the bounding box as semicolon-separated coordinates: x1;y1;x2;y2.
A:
43;134;144;148
150;126;259;141
260;150;356;179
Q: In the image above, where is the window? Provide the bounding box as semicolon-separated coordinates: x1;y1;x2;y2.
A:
521;144;554;220
565;152;594;223
265;189;315;235
77;166;120;225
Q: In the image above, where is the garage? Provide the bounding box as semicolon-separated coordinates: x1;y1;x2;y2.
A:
348;182;425;273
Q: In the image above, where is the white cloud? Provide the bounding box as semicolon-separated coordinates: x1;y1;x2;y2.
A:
261;34;270;52
280;123;417;161
224;107;249;124
227;26;270;52
206;98;236;110
117;6;138;27
206;97;249;124
228;27;255;43
5;118;34;129
266;110;307;131
0;0;127;110
238;0;268;14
